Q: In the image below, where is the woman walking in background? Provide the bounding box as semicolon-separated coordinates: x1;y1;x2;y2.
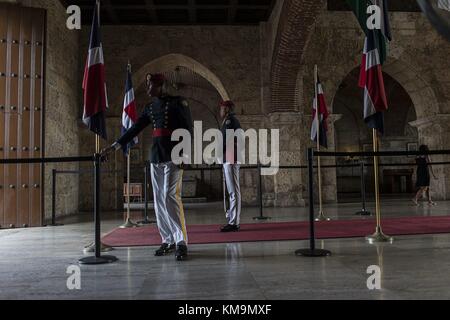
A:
413;145;437;206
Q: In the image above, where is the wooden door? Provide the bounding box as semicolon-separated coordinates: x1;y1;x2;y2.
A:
0;4;45;228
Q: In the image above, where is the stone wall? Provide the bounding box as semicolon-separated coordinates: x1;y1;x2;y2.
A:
1;0;81;219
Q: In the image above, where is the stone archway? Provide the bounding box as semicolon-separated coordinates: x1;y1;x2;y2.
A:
329;56;447;199
329;55;440;118
334;68;421;199
134;53;230;101
130;54;231;202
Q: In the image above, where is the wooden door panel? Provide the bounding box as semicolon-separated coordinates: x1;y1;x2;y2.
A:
0;5;6;228
0;4;45;228
30;8;44;227
17;8;33;227
4;113;18;227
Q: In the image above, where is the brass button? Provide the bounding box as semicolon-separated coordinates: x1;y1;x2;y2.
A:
0;39;5;43
9;185;15;189
22;184;28;189
34;147;40;151
10;147;16;151
0;72;5;77
10;106;16;111
34;107;41;111
12;40;18;44
23;107;29;111
35;74;41;79
11;73;17;78
24;40;30;45
33;184;40;189
24;74;29;79
35;41;42;46
22;147;29;151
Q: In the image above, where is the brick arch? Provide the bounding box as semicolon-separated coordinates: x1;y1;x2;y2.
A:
270;0;324;113
134;53;230;100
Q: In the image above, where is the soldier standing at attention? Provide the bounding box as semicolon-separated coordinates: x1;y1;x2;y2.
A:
101;73;193;261
219;100;242;233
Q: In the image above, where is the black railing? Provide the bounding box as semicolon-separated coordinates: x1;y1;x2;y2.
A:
295;148;450;258
0;154;117;265
49;158;450;226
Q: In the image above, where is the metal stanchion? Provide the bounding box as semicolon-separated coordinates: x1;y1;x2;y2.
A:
79;153;117;265
296;148;331;257
254;164;271;221
45;169;63;227
355;160;371;216
138;161;155;225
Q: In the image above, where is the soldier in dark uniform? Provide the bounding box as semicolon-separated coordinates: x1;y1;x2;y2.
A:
101;73;193;261
219;100;242;232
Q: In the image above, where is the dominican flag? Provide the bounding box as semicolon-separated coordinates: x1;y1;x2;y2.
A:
359;31;388;134
310;77;329;148
121;65;138;155
82;0;108;140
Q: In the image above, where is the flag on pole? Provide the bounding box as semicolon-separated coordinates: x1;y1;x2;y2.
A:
121;65;138;155
346;0;391;134
359;30;388;135
82;0;108;140
311;76;329;148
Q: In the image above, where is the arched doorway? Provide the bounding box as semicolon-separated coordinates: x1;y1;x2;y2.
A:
128;54;230;203
334;67;420;201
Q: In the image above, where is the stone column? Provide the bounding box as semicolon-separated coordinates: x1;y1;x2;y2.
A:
321;114;342;203
410;115;450;200
238;115;269;206
268;112;305;207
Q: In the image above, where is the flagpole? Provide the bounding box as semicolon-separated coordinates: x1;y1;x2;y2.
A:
83;133;114;253
95;135;100;153
82;0;115;256
120;61;138;229
366;129;392;243
120;151;137;228
314;65;330;222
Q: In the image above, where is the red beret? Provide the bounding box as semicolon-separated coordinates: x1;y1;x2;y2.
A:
147;73;165;85
219;100;235;109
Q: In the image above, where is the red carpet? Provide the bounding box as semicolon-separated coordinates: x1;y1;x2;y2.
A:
102;216;450;247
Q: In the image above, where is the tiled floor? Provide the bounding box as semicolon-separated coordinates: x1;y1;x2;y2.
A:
1;199;450;300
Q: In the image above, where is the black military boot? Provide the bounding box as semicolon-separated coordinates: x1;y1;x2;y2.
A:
175;244;188;261
220;224;240;232
155;243;176;256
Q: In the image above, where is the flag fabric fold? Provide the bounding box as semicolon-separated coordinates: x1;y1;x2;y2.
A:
311;76;329;148
82;0;108;140
121;66;138;156
346;0;391;64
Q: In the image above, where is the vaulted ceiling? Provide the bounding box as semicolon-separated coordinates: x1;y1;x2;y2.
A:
60;0;276;25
